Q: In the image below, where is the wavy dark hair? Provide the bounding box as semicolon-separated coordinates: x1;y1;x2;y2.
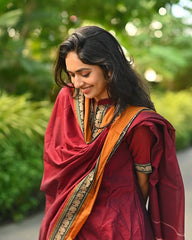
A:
55;25;155;119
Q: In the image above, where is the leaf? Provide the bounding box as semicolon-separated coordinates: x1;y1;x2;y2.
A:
0;9;22;27
149;45;187;68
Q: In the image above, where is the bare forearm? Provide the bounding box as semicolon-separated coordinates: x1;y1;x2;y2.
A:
136;171;149;203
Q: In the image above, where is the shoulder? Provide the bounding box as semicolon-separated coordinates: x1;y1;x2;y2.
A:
52;87;74;112
131;110;175;132
55;87;74;103
127;109;176;145
57;86;73;98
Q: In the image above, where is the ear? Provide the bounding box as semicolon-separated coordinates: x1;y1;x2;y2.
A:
108;71;111;78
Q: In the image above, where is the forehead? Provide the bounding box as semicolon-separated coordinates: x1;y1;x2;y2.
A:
65;51;90;71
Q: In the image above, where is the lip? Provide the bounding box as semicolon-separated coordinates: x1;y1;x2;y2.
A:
81;87;92;94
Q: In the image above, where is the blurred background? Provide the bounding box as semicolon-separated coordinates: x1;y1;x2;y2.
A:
0;0;192;235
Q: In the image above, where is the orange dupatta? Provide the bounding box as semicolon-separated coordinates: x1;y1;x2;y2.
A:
48;93;148;240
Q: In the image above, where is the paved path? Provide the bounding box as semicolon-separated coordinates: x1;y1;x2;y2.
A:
0;212;43;240
0;148;191;240
177;148;192;240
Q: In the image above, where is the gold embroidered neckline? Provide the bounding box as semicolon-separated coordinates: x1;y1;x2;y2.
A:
89;100;109;139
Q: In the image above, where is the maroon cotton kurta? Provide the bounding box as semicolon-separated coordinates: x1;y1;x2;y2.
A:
39;87;185;240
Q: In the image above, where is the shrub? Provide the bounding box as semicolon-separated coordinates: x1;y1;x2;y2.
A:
152;90;192;150
0;92;52;222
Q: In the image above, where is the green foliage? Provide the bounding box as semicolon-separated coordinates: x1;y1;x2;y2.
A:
152;90;192;150
0;93;52;222
0;8;22;27
0;92;51;138
0;0;191;101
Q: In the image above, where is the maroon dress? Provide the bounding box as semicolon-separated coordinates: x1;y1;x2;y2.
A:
39;87;185;240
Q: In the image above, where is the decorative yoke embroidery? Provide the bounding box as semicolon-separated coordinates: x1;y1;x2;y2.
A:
76;91;112;140
89;101;109;139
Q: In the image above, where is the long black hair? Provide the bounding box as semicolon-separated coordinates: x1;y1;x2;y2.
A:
55;25;155;118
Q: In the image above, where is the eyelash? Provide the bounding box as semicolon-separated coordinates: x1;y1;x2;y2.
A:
68;72;90;78
82;73;90;77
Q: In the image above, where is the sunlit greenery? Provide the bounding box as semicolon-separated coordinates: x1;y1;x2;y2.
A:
0;93;52;222
152;90;192;150
0;0;192;99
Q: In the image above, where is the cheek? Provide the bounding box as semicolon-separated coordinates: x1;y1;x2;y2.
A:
91;69;107;88
100;78;108;89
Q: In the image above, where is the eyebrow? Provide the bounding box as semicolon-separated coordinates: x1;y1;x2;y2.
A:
67;67;91;74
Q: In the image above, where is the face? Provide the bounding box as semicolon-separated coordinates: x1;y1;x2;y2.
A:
65;51;109;102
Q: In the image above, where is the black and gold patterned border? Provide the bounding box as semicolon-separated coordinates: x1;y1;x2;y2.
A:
50;168;96;240
134;163;152;174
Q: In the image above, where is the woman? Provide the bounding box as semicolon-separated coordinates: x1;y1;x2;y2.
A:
39;26;185;240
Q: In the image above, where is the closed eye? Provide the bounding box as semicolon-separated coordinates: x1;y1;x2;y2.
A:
67;72;75;78
82;72;90;77
67;69;91;79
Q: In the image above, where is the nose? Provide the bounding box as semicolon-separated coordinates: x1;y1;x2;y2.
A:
73;75;83;88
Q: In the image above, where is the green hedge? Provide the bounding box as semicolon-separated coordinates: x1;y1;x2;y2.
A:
0;93;52;222
152;90;192;150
